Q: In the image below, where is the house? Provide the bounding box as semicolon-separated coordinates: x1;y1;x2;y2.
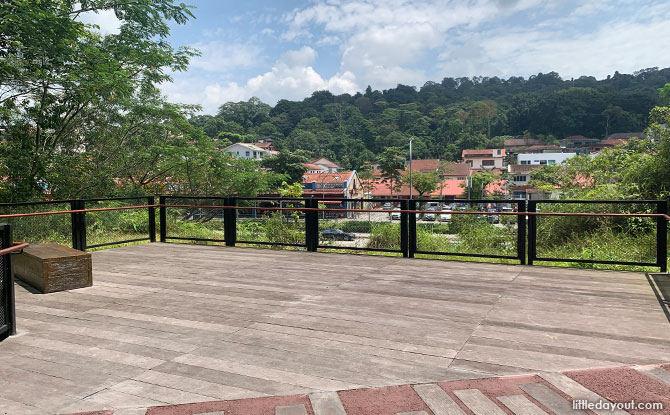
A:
504;138;544;152
520;145;563;153
518;152;576;165
311;158;342;172
559;136;600;149
250;137;277;152
604;132;646;140
407;159;439;173
367;179;466;199
461;149;505;169
439;162;470;180
302;163;329;174
302;171;362;200
507;164;548;200
223;143;271;160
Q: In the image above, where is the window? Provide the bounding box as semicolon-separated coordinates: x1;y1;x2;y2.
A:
547;160;556;165
496;149;502;155
253;151;257;157
539;160;547;165
482;160;495;166
513;175;527;182
457;176;466;180
245;151;250;157
520;160;529;165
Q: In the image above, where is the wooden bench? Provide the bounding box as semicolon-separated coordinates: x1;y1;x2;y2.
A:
13;244;92;293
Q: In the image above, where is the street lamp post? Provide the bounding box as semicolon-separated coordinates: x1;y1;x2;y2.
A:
409;136;414;200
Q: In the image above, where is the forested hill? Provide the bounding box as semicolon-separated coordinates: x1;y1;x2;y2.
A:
190;67;670;170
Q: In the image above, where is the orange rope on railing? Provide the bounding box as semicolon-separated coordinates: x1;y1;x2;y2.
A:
162;204;670;219
0;205;160;219
0;203;667;220
0;242;29;256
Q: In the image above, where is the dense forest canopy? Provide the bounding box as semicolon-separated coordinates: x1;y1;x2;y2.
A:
193;68;670;169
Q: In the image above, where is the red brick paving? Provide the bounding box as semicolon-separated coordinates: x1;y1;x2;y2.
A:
566;366;670;415
62;364;670;415
338;385;433;415
146;394;315;415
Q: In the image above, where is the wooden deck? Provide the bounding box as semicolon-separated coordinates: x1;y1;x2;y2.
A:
1;243;669;414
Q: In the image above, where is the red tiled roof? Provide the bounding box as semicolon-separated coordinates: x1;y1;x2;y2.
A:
365;178;465;197
409;159;439;172
462;149;505;157
311;158;340;168
504;138;544;147
302;163;324;170
252;142;273;149
302;172;353;184
439;162;469;176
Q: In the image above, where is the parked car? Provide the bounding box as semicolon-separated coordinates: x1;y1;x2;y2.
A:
391;208;401;220
439;213;452;222
382;202;392;209
423;212;436;221
486;214;500;224
321;229;355;241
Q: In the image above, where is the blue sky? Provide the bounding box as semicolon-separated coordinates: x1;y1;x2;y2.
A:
85;0;670;114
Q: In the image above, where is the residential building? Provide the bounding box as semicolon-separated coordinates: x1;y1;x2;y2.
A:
302;171;362;200
462;149;505;169
311;158;342;172
407;159;439;173
520;145;562;153
439;162;470;180
302;163;329;174
223;143;271;160
604;132;646;140
518;152;576;165
367;179;465;199
504;138;544;152
559;136;600;148
507;164;547;200
250;137;277;152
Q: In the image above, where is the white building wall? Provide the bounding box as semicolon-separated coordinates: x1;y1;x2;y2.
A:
517;152;576;165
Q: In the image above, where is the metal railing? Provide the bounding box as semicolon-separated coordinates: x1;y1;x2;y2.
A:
0;196;667;272
0;224;27;341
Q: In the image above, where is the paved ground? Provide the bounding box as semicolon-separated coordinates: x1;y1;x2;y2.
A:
1;243;669;414
62;363;670;415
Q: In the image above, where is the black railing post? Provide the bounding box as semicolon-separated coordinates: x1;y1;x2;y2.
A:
528;200;536;265
305;198;318;252
159;195;167;242
1;223;16;339
147;196;156;243
224;197;237;247
517;200;526;265
408;199;416;258
70;200;86;251
658;200;668;273
400;200;409;257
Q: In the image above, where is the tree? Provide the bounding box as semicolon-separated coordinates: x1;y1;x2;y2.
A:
467;171;498;199
404;171;439;198
0;0;197;200
260;151;309;184
378;147;405;198
659;83;670;106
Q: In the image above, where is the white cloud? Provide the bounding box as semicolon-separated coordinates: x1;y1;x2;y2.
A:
189;41;263;72
162;47;359;113
438;8;670;79
78;9;121;35
281;0;549;90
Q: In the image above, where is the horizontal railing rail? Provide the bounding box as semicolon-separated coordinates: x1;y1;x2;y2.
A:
0;196;666;271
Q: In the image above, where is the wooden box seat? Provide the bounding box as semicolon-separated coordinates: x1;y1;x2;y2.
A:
13;244;92;293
